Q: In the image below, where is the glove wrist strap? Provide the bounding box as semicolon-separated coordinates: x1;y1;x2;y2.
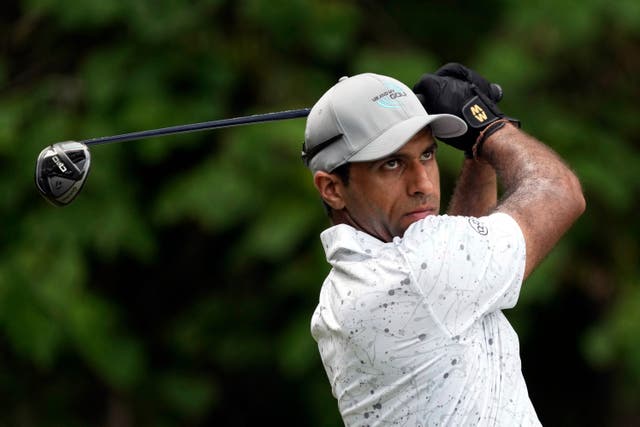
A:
472;118;511;159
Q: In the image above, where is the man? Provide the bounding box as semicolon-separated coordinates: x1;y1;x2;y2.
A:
302;64;585;426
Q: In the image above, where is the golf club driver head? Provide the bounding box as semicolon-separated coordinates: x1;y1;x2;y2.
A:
35;141;91;206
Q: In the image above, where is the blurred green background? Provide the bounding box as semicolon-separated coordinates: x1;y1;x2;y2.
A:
1;0;639;425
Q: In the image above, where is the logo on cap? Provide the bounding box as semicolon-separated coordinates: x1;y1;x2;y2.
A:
371;81;407;108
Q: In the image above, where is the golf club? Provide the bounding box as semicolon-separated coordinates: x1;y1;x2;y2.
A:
35;82;503;207
35;108;311;207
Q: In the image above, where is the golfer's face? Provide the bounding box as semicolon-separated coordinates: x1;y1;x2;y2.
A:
341;129;441;242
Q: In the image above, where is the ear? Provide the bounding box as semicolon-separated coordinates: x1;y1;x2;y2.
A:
313;171;346;210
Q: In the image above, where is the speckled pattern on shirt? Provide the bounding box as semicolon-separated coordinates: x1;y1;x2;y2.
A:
311;213;541;426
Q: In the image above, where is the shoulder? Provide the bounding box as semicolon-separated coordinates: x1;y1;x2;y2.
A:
397;213;525;265
401;212;522;243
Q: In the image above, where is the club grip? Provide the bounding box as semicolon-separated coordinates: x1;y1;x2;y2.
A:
490;83;503;102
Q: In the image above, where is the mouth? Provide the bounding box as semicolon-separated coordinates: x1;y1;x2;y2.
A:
404;207;437;222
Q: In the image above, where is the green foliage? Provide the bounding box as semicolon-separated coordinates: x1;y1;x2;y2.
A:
1;0;638;425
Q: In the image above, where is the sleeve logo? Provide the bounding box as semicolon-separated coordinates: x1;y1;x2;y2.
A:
468;217;488;235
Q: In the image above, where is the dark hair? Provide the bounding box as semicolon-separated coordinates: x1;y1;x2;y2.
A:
321;162;351;216
332;162;351;185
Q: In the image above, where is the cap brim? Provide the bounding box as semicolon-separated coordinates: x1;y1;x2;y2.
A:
429;113;468;139
348;113;467;163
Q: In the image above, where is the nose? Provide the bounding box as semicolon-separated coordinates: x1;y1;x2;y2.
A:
407;161;436;196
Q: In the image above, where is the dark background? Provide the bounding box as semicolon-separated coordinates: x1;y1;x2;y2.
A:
1;0;639;425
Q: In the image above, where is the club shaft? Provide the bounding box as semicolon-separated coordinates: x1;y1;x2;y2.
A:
80;108;311;146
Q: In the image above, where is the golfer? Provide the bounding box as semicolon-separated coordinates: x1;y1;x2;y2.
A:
302;63;585;426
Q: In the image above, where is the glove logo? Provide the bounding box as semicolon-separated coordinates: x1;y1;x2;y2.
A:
470;104;488;123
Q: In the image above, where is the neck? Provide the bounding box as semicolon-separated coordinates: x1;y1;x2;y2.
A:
330;209;390;242
329;208;351;227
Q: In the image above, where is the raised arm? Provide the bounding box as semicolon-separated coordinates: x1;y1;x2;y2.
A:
482;123;585;278
414;63;585;279
447;158;497;217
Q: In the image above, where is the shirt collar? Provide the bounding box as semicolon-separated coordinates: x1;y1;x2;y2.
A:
320;224;387;263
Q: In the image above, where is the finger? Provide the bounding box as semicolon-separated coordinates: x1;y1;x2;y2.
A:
435;63;472;80
436;63;501;102
412;74;445;107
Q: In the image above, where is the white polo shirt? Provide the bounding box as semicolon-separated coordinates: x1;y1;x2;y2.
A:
311;213;541;426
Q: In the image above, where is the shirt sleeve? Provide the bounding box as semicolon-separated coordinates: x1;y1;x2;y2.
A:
397;212;526;336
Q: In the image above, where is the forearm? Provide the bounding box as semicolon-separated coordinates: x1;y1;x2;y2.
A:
482;123;586;278
447;158;497;216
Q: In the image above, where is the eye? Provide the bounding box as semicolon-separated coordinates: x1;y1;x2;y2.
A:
383;158;401;170
421;145;437;161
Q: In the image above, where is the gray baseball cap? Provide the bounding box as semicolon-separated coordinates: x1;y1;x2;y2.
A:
302;73;467;173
